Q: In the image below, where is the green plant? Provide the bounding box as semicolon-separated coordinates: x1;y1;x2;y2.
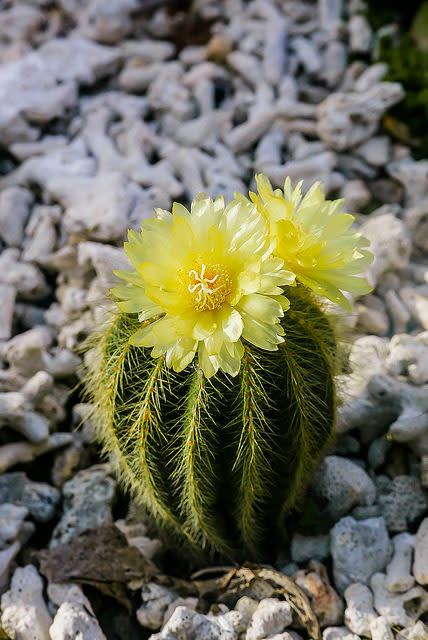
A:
83;176;372;560
84;285;336;559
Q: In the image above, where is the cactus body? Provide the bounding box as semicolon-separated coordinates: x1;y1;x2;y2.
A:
85;285;336;559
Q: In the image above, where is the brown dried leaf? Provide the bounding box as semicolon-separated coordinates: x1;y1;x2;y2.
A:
38;524;158;612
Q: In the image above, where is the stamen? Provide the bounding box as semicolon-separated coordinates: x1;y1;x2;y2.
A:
186;262;231;312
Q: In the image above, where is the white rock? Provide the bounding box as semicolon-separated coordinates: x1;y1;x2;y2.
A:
360;214;412;288
341;179;371;211
291;533;330;563
136;583;178;630
294;561;343;628
356;136;390;167
388;158;428;207
414;518;428;585
371;572;428;627
319;0;344;39
369;616;394;640
0;285;15;341
330;517;392;594
317;82;404;151
378;475;428;533
322;41;347;88
396;621;428;640
0;541;21;592
313;456;376;519
386;333;428;384
1;565;52;640
405;200;428;252
343;583;376;637
0;503;28;550
400;285;428;331
323;627;359;640
49;584;106;640
246;599;292;640
349;15;372;53
0;433;72;474
0;186;32;246
385;533;415;593
0;248;49;301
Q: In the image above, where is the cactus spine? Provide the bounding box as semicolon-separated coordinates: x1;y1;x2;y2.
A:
84;284;336;560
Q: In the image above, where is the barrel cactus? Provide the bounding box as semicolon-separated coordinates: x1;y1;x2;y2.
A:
84;174;373;560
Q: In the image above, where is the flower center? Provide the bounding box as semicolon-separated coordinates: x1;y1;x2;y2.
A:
187;263;232;312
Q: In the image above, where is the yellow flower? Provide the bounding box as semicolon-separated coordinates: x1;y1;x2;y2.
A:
112;194;295;377
241;174;374;311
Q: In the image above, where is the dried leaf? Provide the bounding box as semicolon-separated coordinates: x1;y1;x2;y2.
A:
38;524;158;612
191;563;321;640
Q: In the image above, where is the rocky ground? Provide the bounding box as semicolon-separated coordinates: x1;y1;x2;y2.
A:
0;0;427;638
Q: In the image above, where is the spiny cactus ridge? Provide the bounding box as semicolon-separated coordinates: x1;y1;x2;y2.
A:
84;285;337;560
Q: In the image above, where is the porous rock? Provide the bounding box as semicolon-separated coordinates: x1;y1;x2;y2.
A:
378;476;428;533
343;583;376;637
330;516;392;593
0;472;60;522
294;561;344;628
413;518;428;585
371;572;428;627
1;565;52;640
50;465;116;547
312;456;376;519
385;533;415;593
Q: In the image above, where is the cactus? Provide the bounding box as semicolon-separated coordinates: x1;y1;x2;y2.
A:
83;175;372;560
84;284;336;559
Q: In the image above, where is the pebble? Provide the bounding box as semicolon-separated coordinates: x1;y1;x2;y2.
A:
49;585;106;640
330;516;392;593
290;533;330;564
294;561;344;628
0;472;60;522
1;565;52;640
385;533;415;593
246;598;293;640
371;572;428;627
378;475;428;532
413;517;428;585
343;583;376;637
50;465;116;547
312;456;376;520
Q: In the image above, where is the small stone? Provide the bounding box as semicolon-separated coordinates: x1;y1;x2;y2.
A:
246;598;293;640
371;572;428;627
0;473;60;523
385;533;415;593
331;516;392;594
369;616;394;640
378;476;427;533
0;285;15;341
313;456;376;519
0;503;28;550
344;583;376;637
396;621;428;640
360;214;412;288
0;187;32;247
206;35;233;63
414;517;428;585
341;179;371;211
323;627;359;640
50;465;116;547
49;584;106;640
291;534;330;563
136;583;178;630
294;561;344;628
1;565;52;640
349;15;372;53
356;137;391;167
